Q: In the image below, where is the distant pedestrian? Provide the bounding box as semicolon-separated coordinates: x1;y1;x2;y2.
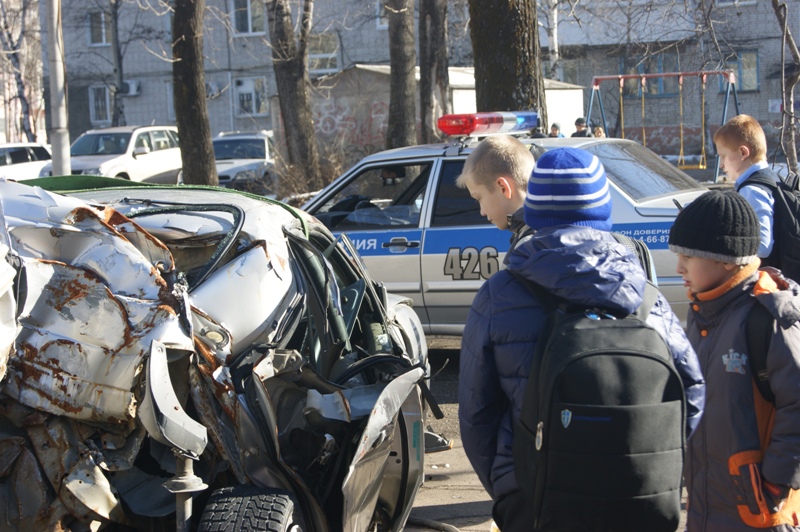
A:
530;127;547;138
669;189;800;531
571;117;593;137
593;125;606;138
548;123;564;138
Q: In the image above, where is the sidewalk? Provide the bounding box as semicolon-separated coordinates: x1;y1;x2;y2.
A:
406;437;493;532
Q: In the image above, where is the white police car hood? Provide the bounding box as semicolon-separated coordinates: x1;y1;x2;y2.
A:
506;224;646;316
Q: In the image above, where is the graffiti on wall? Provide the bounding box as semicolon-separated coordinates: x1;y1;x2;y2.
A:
313;99;389;165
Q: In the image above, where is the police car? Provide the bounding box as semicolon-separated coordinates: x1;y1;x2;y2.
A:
302;111;708;335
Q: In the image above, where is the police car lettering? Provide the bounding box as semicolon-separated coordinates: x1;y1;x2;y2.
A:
443;246;499;280
351;238;378;251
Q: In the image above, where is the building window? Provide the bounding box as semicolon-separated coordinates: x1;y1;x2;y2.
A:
234;77;269;116
308;33;339;76
620;53;679;97
723;50;759;92
376;1;388;29
166;82;175;120
561;60;579;85
89;86;111;124
231;0;265;35
89;11;112;46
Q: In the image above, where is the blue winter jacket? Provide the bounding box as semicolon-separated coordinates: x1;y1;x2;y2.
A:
458;225;706;500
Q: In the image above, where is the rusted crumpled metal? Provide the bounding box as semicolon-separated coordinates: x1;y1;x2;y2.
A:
0;180;194;424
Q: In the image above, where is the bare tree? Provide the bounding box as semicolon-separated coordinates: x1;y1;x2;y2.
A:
266;0;322;191
772;0;800;175
173;0;218;186
419;0;449;143
62;0;166;133
467;0;547;124
0;0;40;142
537;0;580;80
385;0;417;149
109;0;125;126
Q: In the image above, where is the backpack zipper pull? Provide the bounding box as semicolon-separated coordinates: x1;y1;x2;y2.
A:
535;421;544;450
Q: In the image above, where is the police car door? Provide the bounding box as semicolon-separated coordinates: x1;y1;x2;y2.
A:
420;159;509;335
309;160;433;326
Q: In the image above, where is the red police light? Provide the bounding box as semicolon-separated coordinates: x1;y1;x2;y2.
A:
436;111;539;137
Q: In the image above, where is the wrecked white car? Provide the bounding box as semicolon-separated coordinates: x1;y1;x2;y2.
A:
0;177;433;531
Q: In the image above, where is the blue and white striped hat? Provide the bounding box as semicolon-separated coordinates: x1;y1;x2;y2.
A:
524;147;612;231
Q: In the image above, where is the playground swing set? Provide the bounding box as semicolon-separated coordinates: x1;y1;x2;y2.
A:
585;70;741;180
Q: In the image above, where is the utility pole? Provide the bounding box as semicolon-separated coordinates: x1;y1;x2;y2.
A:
45;0;70;175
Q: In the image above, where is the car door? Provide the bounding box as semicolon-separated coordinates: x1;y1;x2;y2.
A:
418;158;508;335
309;160;433;326
145;129;182;182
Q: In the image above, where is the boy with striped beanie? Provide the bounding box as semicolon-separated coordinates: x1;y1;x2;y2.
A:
524;146;612;231
459;147;704;532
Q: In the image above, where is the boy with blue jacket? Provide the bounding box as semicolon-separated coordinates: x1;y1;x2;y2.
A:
458;147;705;531
669;190;800;531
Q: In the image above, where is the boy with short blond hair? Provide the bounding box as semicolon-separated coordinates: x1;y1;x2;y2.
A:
669;189;800;531
456;135;535;261
713;114;779;262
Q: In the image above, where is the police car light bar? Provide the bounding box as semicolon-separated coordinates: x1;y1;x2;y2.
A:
436;111;539;137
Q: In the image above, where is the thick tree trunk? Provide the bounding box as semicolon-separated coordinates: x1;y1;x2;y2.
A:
267;0;322;192
467;0;547;127
110;0;125;127
419;0;449;143
772;0;800;176
386;0;417;149
173;0;217;186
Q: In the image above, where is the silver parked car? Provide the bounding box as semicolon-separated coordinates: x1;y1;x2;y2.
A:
303;112;710;333
0;177;430;531
213;130;276;195
39;125;183;183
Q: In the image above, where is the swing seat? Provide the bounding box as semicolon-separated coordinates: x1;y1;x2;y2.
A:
678;163;707;170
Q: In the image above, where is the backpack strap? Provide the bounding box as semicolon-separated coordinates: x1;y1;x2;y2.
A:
736;172;779;193
613;232;657;284
746;300;776;403
509;271;560;313
634;282;659;321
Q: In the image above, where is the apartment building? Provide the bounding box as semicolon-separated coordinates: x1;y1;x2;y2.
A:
37;0;793;161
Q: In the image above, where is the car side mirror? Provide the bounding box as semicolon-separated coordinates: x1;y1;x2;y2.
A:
133;146;150;157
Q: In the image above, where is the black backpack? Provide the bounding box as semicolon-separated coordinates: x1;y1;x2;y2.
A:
746;299;777;403
737;171;800;283
512;280;685;532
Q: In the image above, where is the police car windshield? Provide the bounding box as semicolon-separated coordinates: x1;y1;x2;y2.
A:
578;142;703;202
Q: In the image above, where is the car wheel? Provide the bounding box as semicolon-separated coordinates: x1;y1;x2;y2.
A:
198;485;303;532
115;173;130;180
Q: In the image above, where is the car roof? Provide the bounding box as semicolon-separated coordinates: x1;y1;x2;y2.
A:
216;131;272;139
82;125;177;135
344;136;651;165
0;142;49;148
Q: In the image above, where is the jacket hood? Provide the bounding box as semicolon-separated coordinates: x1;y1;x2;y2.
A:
506;225;646;315
755;269;800;329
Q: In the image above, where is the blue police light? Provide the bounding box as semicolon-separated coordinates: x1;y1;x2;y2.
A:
437;111;539;137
